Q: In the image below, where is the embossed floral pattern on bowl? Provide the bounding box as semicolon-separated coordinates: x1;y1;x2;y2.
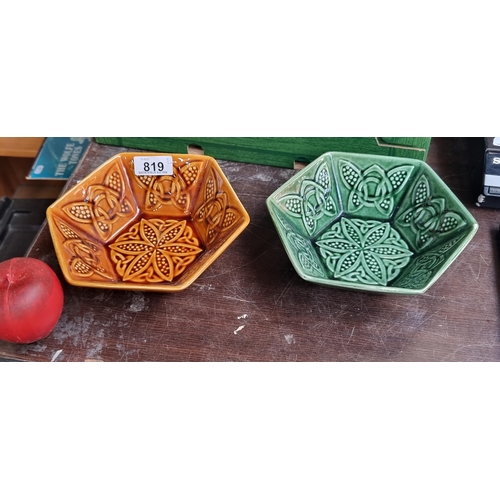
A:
266;152;478;294
47;152;250;292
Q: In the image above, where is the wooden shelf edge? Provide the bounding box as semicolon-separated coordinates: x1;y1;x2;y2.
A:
0;137;45;158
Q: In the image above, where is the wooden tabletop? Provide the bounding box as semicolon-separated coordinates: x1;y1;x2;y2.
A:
2;137;499;362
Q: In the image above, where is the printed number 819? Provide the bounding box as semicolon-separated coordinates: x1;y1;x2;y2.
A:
134;156;173;176
143;161;164;172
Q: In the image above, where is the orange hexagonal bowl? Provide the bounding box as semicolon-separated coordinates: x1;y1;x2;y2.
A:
46;152;250;292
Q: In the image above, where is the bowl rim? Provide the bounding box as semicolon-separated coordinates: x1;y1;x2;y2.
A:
46;152;251;292
266;151;479;294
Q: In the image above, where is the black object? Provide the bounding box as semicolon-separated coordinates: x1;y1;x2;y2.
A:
0;197;55;262
476;138;500;208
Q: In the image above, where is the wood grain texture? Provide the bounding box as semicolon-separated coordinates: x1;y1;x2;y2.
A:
0;157;37;197
1;138;498;362
0;137;44;158
0;156;65;199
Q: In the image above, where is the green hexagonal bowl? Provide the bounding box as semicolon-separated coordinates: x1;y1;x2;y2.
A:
266;151;479;294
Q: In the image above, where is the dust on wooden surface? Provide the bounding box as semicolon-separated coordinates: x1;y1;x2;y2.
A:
2;139;500;362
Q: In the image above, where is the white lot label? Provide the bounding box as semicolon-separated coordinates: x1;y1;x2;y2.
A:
134;156;173;176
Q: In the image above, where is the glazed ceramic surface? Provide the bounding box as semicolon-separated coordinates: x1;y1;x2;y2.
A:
266;152;478;294
46;153;250;292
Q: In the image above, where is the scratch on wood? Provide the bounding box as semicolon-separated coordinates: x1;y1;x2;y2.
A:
416;311;439;328
223;296;253;303
275;276;297;305
193;283;216;291
347;327;355;344
234;325;245;335
480;254;487;264
440;346;467;361
50;349;62;362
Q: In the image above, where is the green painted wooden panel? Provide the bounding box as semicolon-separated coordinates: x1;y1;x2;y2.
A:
95;137;431;168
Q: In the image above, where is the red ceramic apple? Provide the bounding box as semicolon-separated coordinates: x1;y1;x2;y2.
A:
0;257;64;344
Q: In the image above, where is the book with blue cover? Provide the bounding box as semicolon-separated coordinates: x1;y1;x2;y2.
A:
26;137;92;180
